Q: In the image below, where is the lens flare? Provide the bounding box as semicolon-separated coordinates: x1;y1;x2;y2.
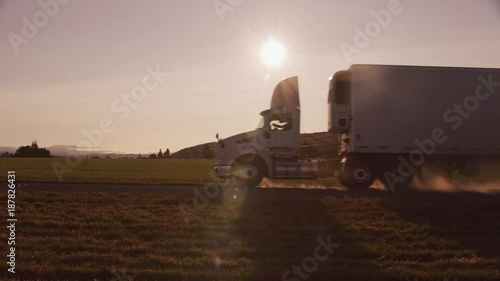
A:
211;252;222;270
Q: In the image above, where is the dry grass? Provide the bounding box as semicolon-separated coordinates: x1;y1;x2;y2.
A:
0;158;214;185
0;188;498;280
0;158;341;187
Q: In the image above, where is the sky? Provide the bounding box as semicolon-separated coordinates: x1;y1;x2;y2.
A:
1;0;500;153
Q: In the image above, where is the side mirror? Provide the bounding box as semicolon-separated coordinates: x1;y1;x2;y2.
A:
215;133;225;148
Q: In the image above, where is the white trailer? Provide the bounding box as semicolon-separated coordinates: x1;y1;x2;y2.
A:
215;64;500;189
330;65;500;189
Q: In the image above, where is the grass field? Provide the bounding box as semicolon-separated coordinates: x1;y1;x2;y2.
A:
0;158;214;185
0;158;499;280
0;188;499;280
0;158;340;187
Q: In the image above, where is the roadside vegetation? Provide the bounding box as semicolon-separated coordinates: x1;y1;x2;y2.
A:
0;158;213;185
0;158;340;187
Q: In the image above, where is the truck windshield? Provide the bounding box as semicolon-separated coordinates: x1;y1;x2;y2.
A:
257;116;265;128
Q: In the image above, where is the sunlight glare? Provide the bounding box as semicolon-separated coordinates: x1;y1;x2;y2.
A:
260;38;286;68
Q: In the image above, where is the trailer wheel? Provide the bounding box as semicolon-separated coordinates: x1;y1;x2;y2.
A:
339;160;375;189
232;161;264;188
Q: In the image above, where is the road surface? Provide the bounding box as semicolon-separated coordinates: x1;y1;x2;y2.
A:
11;182;500;197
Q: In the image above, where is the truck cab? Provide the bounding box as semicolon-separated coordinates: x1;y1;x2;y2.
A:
214;77;329;187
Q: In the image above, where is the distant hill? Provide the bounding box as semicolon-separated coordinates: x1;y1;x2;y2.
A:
170;132;336;159
0;146;16;154
48;145;143;159
0;144;143;159
46;145;79;156
300;132;337;158
171;143;215;159
1;132;336;160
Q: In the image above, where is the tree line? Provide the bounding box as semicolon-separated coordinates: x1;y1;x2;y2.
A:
6;141;215;160
13;141;52;158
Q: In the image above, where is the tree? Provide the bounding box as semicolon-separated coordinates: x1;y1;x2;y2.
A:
203;144;214;160
165;148;170;159
31;140;39;150
149;154;157;159
158;149;163;159
14;140;52;158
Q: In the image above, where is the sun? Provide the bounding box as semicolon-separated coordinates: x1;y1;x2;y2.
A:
260;38;286;68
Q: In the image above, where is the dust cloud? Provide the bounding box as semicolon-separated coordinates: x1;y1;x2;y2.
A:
410;167;500;194
259;178;347;191
257;165;500;194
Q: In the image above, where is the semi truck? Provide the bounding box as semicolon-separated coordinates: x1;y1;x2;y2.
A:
214;64;500;189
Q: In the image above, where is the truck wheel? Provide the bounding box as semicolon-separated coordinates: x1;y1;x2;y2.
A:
339;161;375;189
232;161;264;188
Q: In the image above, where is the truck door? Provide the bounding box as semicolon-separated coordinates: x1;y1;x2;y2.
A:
261;76;301;157
263;110;300;156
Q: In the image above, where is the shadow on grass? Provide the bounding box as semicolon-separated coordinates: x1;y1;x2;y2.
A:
230;186;500;280
232;188;383;281
384;189;500;259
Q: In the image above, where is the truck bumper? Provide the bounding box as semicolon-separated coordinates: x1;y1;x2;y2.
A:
214;165;233;178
